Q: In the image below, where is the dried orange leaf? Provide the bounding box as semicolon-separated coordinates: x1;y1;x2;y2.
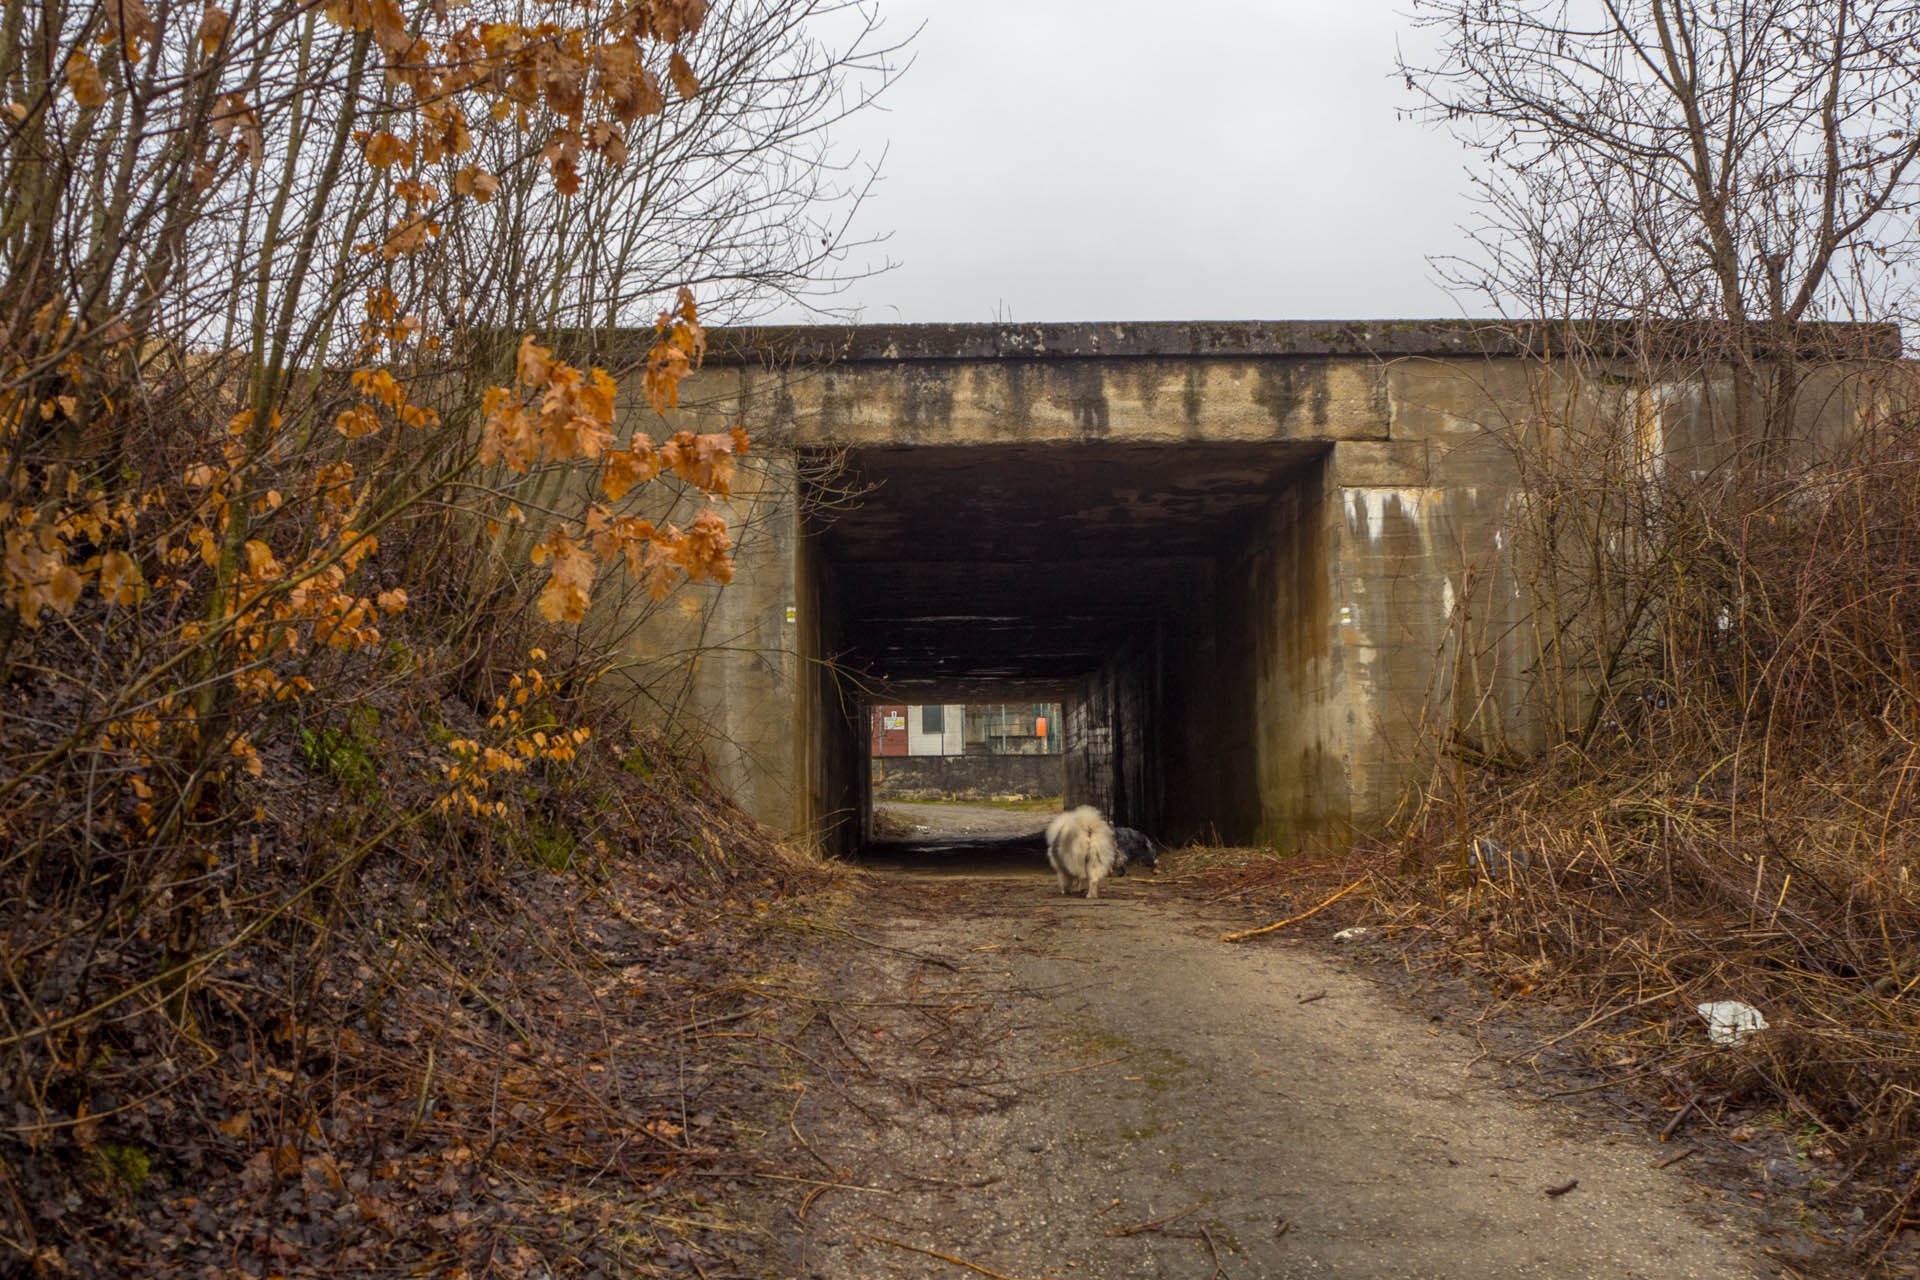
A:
47;565;83;616
97;550;144;605
668;51;699;99
363;131;412;169
516;336;554;387
65;54;107;107
198;3;230;53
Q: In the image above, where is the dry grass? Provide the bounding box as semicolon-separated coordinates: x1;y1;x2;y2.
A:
1181;394;1920;1264
1380;391;1920;1256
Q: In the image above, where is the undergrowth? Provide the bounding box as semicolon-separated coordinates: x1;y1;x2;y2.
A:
0;596;833;1274
1389;390;1920;1261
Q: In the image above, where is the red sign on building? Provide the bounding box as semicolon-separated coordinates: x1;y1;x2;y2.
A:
871;705;909;757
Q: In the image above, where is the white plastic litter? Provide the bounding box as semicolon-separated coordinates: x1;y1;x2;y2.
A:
1332;927;1372;943
1697;1000;1769;1045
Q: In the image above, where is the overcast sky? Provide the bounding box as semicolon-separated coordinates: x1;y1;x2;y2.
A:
774;0;1483;325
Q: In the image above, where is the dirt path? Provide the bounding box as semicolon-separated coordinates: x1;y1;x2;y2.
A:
766;863;1770;1280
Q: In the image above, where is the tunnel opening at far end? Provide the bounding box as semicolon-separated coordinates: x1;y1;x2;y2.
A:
794;442;1346;859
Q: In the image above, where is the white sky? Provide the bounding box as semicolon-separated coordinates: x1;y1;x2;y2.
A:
776;0;1483;324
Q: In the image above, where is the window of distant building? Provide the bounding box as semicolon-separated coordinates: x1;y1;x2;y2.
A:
922;705;944;734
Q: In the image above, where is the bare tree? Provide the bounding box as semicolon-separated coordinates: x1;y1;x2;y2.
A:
1394;7;1920;1179
1401;0;1920;438
1394;2;1920;755
0;1;901;1259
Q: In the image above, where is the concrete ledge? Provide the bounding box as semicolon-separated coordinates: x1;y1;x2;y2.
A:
700;319;1902;366
708;320;1525;364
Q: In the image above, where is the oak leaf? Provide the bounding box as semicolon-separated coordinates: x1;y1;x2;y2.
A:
364;131;413;169
335;406;381;438
65;55;107;107
533;528;596;623
198;4;229;53
668;51;699;98
47;564;83;616
601;444;660;501
381;216;433;258
105;0;157;53
516;336;554;387
678;508;733;584
454;164;499;201
479;388;534;471
97;550;143;605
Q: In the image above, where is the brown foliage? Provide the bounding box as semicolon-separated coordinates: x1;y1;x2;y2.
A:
0;0;878;1270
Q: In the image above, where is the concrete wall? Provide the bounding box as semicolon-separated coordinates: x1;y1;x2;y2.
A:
872;753;1064;801
1065;629;1160;831
1214;454;1349;846
600;453;804;828
793;511;863;853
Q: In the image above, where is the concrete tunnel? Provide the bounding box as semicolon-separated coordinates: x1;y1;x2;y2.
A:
654;321;1597;858
792;439;1348;856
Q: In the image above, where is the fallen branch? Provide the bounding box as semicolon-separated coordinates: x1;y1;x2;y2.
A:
825;924;963;971
1221;877;1370;942
1199;1224;1230;1278
902;1171;1003;1189
865;1235;1035;1280
1651;1147;1697;1169
1659;1096;1696;1141
1108;1200;1202;1237
752;1172;891;1194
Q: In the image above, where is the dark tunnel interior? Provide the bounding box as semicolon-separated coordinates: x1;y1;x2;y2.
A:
796;441;1341;856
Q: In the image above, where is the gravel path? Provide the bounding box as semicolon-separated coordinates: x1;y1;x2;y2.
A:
767;862;1769;1280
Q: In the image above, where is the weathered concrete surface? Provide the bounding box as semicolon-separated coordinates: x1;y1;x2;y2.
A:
595;453;802;826
615;321;1874;852
768;870;1765;1280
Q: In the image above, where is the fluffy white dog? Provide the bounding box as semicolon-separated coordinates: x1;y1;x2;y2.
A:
1045;805;1119;899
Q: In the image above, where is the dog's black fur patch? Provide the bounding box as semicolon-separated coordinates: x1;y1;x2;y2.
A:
1111;826;1159;875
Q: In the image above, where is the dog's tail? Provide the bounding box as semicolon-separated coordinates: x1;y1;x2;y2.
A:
1050;804;1102;840
1065;806;1117;870
1044;806;1080;851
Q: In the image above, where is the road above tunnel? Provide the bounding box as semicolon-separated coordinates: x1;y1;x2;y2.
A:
762;866;1766;1280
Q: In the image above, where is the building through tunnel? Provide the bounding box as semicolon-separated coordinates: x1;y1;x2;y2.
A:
798;440;1344;855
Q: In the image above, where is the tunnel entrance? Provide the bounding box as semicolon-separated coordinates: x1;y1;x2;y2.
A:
796;441;1343;856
